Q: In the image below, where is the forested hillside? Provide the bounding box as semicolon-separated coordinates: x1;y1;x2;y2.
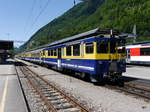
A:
19;0;150;51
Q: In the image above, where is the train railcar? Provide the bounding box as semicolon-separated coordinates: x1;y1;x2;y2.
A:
126;42;150;65
17;28;126;84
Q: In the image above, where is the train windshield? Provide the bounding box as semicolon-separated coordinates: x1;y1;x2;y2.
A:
97;40;125;54
97;41;108;53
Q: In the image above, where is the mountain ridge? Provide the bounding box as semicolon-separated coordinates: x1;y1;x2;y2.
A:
19;0;150;52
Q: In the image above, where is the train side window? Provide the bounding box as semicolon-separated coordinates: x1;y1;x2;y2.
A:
61;48;64;56
73;44;80;56
43;51;44;56
97;41;108;53
51;50;54;56
66;46;72;56
140;48;150;55
48;50;51;56
54;49;57;56
86;42;94;54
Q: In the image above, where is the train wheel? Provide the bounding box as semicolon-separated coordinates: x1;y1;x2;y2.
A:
117;78;124;87
90;74;105;85
82;73;90;82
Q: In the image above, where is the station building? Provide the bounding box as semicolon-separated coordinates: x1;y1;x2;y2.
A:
0;40;13;63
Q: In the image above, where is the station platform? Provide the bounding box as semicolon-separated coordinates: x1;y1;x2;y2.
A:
123;65;150;80
0;60;28;112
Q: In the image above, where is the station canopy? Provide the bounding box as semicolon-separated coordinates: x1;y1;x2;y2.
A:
0;40;13;50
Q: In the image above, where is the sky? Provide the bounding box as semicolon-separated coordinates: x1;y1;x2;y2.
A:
0;0;81;47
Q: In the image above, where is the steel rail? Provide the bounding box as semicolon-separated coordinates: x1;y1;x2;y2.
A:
19;65;90;112
125;84;150;93
20;66;57;112
116;86;150;100
105;84;150;100
24;66;90;112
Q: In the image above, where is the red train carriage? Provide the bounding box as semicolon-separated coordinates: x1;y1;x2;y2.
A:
126;42;150;65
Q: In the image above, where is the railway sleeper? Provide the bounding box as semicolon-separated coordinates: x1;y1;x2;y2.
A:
45;93;60;97
41;88;53;91
58;107;80;112
51;100;68;105
48;98;66;102
54;103;73;110
42;91;56;94
47;96;64;100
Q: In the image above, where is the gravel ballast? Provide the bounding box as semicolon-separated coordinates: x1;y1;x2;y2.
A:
18;60;150;112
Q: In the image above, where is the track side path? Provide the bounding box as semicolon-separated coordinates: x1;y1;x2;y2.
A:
0;60;28;112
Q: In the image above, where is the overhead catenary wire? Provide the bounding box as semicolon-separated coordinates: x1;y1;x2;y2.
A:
30;0;51;29
24;0;37;37
25;0;51;40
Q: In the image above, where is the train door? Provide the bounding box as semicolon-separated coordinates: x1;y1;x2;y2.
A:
39;51;42;64
57;48;62;68
126;49;131;63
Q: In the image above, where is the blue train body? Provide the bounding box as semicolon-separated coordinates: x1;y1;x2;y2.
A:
17;28;126;83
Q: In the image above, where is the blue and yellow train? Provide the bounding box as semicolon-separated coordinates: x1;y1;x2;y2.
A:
17;28;126;84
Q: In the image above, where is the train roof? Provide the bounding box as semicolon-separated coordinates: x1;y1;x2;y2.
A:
126;41;150;48
44;28;120;47
24;28;129;53
33;28;125;48
127;41;150;45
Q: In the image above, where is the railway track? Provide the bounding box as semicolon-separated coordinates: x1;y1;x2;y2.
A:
18;65;90;112
106;82;150;100
123;83;150;100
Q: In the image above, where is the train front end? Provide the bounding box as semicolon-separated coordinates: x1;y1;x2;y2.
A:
92;37;126;84
107;38;126;83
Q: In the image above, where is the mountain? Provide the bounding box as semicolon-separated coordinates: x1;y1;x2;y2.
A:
19;0;150;52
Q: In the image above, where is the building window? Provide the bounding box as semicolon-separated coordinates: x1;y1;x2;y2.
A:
86;42;94;54
97;42;108;53
73;44;80;56
66;46;72;56
140;48;150;55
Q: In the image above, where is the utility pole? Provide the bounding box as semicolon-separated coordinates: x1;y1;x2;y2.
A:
74;0;76;6
133;24;137;43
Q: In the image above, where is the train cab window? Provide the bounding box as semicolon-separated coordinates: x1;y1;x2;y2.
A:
118;47;126;53
97;41;108;53
43;51;44;56
53;49;57;56
85;42;94;54
66;46;72;56
73;44;80;56
140;48;150;55
118;40;125;53
110;42;117;53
